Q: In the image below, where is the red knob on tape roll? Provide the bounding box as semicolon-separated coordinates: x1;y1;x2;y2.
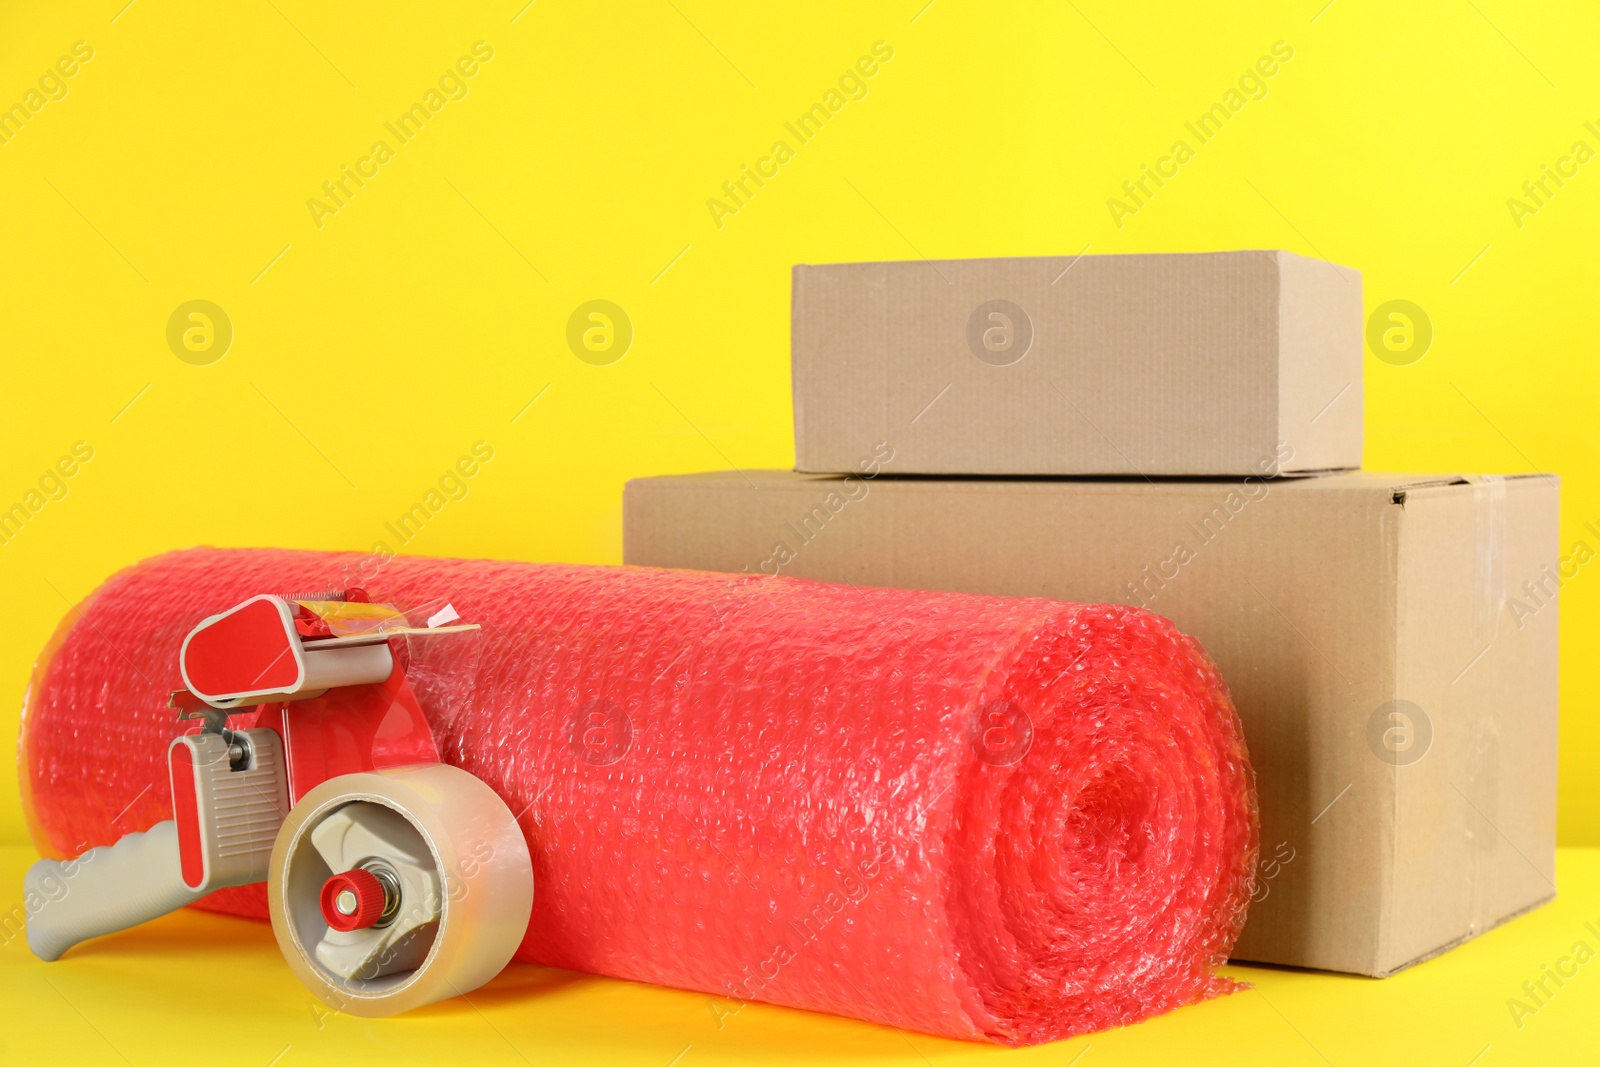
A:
319;868;387;932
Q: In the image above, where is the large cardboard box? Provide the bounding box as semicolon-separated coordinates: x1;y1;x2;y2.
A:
792;250;1362;476
623;469;1559;976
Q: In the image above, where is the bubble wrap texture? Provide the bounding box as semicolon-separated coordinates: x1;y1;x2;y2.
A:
20;548;1258;1044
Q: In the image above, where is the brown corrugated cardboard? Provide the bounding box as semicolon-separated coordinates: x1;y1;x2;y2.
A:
622;469;1559;976
791;250;1362;476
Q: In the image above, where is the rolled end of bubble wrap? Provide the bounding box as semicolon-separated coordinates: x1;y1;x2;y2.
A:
20;548;1257;1044
944;606;1258;1043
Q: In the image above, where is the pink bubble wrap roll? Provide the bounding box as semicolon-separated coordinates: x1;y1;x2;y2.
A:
20;548;1257;1044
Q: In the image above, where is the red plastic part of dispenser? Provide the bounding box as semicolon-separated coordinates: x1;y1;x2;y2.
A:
320;868;387;932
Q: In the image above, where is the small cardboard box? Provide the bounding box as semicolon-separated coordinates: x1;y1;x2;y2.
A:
792;250;1363;476
623;469;1559;976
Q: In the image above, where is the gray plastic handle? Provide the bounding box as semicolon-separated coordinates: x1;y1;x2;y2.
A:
25;820;203;962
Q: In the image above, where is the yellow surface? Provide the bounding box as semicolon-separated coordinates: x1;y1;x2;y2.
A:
0;845;1594;1065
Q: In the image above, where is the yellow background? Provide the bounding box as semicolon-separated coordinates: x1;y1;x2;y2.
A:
2;1;1598;1062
